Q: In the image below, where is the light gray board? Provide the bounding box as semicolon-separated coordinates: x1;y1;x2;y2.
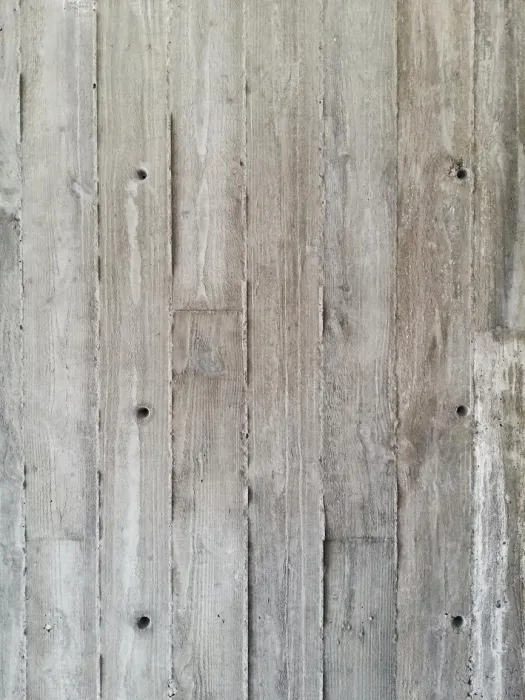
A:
170;0;244;311
246;0;324;697
396;0;474;697
0;1;24;697
21;1;98;698
97;0;172;697
471;4;525;692
324;539;396;700
474;0;525;331
321;2;397;696
472;331;525;699
322;0;397;542
172;311;246;699
5;0;525;697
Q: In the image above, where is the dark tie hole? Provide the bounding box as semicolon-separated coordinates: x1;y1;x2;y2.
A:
456;166;468;181
456;405;469;417
136;405;151;420
136;168;148;180
136;616;151;630
451;615;465;629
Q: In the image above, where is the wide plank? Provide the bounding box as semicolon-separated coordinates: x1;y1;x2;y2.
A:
21;0;98;698
396;0;473;696
172;311;246;698
246;1;323;697
97;0;172;697
0;1;24;697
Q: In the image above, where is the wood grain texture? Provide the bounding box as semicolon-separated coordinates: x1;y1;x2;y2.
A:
324;539;396;700
171;0;244;310
4;0;525;697
172;311;246;698
474;0;525;331
396;0;473;697
97;0;171;697
472;332;525;699
322;0;397;541
21;0;98;698
321;3;397;696
0;2;24;698
246;1;323;698
471;6;525;693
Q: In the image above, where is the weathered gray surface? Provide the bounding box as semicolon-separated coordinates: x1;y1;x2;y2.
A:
171;0;244;311
324;539;396;700
1;1;525;699
172;311;246;699
474;0;525;332
97;0;171;698
471;5;525;694
322;0;397;542
246;1;323;698
472;332;525;699
0;2;24;698
21;0;98;698
322;1;397;695
170;4;246;694
396;0;473;697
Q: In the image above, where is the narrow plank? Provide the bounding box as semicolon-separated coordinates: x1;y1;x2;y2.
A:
0;1;24;697
246;1;323;698
396;0;473;696
172;311;245;698
322;0;397;541
20;0;98;698
97;1;171;697
324;539;396;700
171;0;244;310
471;331;525;699
474;0;525;331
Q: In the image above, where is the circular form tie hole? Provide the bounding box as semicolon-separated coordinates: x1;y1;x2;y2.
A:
456;166;468;181
136;615;151;630
136;168;148;181
136;405;151;421
456;404;469;417
451;615;465;629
